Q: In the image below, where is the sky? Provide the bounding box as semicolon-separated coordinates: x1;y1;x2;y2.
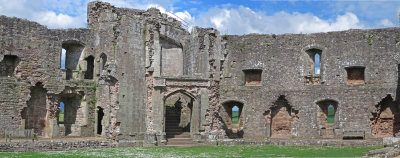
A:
0;0;398;35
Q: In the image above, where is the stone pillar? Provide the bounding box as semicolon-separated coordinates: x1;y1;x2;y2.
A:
200;88;209;131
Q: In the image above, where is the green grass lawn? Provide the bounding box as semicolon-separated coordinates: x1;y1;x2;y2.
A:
0;145;382;158
59;110;64;122
232;111;239;124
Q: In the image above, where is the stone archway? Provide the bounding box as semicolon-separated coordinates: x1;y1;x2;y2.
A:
164;92;194;139
316;99;338;138
221;101;244;139
370;95;400;137
264;95;298;138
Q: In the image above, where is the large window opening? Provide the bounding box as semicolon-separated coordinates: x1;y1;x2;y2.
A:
222;101;244;138
61;95;83;136
97;107;104;135
84;56;94;79
0;55;20;77
346;67;365;85
21;83;47;136
244;69;262;86
62;41;84;80
160;38;183;77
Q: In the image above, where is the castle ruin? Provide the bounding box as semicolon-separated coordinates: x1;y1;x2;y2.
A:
1;1;400;148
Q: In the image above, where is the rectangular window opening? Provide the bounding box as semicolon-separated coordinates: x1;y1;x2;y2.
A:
244;69;262;86
346;67;365;85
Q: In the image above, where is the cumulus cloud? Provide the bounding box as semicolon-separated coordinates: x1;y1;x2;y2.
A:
195;6;364;35
0;0;86;28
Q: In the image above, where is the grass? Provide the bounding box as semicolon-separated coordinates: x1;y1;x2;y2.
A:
0;145;382;158
59;110;64;122
232;111;239;124
327;107;334;124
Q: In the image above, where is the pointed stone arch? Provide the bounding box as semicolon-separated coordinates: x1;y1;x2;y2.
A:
370;95;400;137
264;95;299;138
316;99;339;138
163;89;199;140
221;100;245;139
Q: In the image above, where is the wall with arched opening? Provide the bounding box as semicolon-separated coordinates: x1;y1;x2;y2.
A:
62;40;85;80
21;83;48;136
221;101;244;138
164;91;194;139
304;48;322;85
370;95;400;137
264;95;298;138
316;99;338;138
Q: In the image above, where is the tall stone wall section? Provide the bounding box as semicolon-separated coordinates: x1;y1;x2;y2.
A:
220;29;400;139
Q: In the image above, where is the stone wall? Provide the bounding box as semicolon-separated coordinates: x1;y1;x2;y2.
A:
220;29;400;139
1;1;400;148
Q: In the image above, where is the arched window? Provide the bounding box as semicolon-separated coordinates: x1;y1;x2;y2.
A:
327;104;334;124
232;106;239;124
59;102;65;123
61;48;66;69
99;53;107;73
314;53;320;74
84;56;94;79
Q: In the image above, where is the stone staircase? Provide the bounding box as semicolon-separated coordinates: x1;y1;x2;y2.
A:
165;106;193;147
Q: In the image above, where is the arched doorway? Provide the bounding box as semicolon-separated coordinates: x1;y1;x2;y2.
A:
370;95;400;137
164;92;194;139
316;99;338;138
264;95;298;138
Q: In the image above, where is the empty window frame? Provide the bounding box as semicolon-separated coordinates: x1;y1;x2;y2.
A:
0;55;20;77
306;48;322;75
244;69;262;86
345;67;365;85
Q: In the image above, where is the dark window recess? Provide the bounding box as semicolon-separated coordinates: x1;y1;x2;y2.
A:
346;67;365;84
84;56;94;79
0;55;20;77
97;107;104;135
244;70;262;86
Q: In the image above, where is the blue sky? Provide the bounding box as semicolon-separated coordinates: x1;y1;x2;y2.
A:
0;0;399;34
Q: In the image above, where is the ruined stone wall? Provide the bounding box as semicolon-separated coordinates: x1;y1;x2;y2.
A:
2;1;400;147
221;29;400;139
0;15;97;138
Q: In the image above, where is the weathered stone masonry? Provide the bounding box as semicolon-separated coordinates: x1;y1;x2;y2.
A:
0;1;400;147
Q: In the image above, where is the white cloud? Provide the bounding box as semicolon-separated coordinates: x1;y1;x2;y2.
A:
195;6;364;35
35;11;83;28
0;0;86;28
377;19;395;27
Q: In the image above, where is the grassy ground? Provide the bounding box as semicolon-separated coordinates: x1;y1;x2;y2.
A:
0;145;382;158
